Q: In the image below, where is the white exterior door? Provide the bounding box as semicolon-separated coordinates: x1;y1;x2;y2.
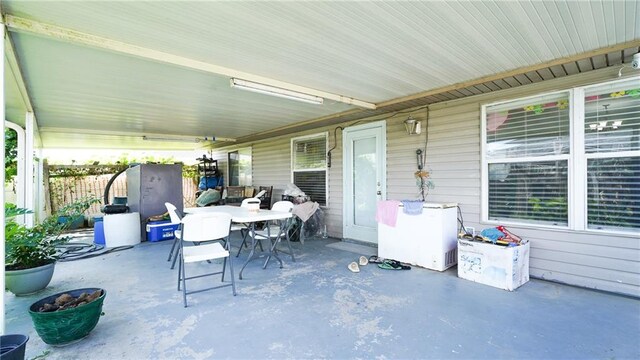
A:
343;121;386;243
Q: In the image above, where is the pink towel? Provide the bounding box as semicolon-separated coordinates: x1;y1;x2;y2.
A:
375;200;401;227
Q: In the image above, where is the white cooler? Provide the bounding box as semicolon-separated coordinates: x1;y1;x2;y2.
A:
103;212;141;247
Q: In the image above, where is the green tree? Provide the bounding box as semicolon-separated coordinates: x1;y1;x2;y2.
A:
5;128;18;182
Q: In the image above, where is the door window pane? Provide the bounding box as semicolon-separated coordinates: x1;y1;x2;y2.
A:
353;137;376;228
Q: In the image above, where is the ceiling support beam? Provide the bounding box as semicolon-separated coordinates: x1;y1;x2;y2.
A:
3;30;34;112
1;21;6;335
4;15;377;110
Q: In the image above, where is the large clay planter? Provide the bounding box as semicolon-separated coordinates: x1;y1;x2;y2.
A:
5;263;55;296
29;288;106;346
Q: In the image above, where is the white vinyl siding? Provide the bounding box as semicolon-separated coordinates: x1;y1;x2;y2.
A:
212;67;639;297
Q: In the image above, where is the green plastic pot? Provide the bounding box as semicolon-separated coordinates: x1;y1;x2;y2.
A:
28;288;106;346
57;215;84;229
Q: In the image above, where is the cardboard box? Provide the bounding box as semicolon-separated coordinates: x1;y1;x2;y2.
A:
457;239;530;291
146;221;179;242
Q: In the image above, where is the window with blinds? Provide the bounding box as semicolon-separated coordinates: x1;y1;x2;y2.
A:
485;92;570;226
483;76;640;234
584;78;640;231
292;134;327;206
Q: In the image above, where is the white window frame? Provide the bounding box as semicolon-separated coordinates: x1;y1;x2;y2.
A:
227;146;252;187
481;76;640;235
290;132;329;206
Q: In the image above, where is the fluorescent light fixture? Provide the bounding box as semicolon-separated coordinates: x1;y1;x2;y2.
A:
142;136;236;143
143;136;197;143
230;78;324;105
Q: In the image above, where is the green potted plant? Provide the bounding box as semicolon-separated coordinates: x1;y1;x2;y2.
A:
56;195;101;230
5;204;70;295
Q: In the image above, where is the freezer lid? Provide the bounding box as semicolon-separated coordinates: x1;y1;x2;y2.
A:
395;201;458;209
422;202;458;209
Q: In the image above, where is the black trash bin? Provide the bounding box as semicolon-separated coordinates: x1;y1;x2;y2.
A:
0;334;29;360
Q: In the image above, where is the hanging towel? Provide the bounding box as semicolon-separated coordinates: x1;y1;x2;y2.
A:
375;200;402;227
401;200;424;215
292;201;319;222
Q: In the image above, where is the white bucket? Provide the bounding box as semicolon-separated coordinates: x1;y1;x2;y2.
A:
103;212;141;248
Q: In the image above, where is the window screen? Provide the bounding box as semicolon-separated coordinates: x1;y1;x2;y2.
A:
292;135;327;206
584;79;640;231
485;92;570;225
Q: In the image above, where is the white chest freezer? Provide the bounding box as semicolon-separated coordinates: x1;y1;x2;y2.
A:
377;202;458;271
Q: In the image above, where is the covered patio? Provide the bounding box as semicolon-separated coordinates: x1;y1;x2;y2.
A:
2;2;640;358
5;232;640;359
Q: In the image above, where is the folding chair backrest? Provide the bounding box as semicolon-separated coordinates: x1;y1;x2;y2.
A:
258;186;273;209
241;198;261;208
165;202;182;224
180;213;232;243
271;200;294;213
226;186;245;198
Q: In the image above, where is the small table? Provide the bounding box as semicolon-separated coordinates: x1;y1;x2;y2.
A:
183;205;293;279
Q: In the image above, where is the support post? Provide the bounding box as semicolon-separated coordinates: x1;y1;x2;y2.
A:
25;112;35;226
1;21;7;335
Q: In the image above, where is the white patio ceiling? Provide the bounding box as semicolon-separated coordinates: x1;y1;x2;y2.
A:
2;1;639;150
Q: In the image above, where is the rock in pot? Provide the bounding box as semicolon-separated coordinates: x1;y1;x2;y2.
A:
28;288;106;346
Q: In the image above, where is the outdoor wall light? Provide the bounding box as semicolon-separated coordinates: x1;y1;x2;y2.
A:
404;115;422;135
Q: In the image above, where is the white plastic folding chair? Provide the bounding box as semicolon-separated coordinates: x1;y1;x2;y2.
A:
177;212;236;307
252;200;295;267
165;202;183;269
233;197;263;257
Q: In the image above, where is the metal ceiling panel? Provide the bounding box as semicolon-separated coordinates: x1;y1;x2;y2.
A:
11;33;353;140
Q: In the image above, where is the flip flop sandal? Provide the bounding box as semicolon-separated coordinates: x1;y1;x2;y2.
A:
348;261;360;273
368;255;384;264
359;256;369;266
378;259;411;270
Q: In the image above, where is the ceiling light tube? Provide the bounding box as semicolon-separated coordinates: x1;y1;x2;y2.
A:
230;78;324;105
143;136;197;143
143;135;236;143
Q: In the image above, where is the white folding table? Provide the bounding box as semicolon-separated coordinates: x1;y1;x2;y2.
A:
183;205;293;279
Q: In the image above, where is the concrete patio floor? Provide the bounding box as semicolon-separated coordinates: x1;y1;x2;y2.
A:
5;231;640;360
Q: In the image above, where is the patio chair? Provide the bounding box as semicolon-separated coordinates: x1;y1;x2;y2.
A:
225;186;245;205
165;202;183;269
257;186;273;209
232;197;263;256
247;200;295;266
177;212;236;307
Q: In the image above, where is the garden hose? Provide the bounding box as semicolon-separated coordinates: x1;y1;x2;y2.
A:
57;243;134;261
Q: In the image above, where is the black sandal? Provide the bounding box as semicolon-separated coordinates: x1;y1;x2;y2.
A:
378;259;411;270
368;255;384;264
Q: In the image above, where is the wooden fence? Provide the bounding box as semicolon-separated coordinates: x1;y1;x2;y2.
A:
47;165;198;217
